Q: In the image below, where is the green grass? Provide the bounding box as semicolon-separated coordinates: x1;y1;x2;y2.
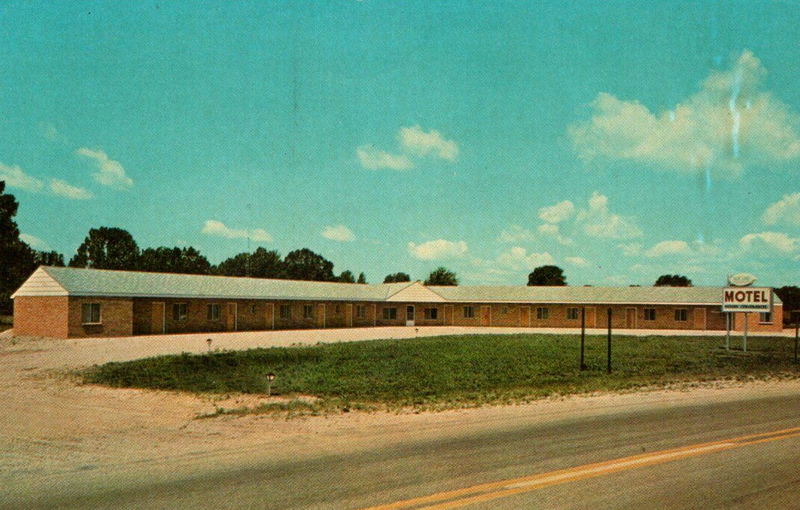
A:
82;334;800;414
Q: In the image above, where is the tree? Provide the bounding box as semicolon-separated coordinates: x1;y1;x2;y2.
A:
357;272;367;284
69;227;140;270
283;248;335;281
384;272;411;283
214;247;283;278
424;267;458;286
775;286;800;325
33;250;65;267
527;265;567;286
0;182;36;313
654;274;692;287
338;270;355;283
139;246;211;275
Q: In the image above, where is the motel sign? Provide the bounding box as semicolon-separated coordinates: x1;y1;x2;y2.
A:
722;287;773;313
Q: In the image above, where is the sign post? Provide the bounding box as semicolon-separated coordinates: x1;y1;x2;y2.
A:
580;306;587;371
722;285;772;353
607;308;612;374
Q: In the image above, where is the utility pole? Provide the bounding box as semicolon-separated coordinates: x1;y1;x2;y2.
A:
580;306;587;371
607;308;612;374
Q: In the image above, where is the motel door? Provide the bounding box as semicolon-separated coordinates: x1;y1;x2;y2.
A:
406;305;415;326
693;308;706;330
151;302;165;334
519;306;530;327
226;303;237;331
625;308;636;329
481;306;491;326
584;307;596;328
444;305;454;326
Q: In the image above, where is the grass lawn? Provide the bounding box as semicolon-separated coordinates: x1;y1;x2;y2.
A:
82;334;800;414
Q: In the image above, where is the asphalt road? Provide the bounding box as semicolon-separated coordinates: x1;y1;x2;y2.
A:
6;392;799;510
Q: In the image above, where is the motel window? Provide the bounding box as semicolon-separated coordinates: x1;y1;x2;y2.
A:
674;309;688;322
501;306;508;315
173;303;188;321
335;305;341;315
250;304;257;314
760;312;772;323
279;305;291;319
81;303;101;324
567;308;579;320
303;304;314;319
424;308;438;320
207;304;221;321
356;305;366;319
644;308;656;321
383;307;397;320
463;306;475;318
536;307;549;320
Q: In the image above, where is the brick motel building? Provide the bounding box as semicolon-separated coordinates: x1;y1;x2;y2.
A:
11;266;783;339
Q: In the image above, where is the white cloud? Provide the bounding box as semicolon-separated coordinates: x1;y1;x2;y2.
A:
202;220;273;242
618;242;642;256
497;225;536;243
399;125;459;161
762;192;800;226
538;200;575;223
569;51;800;177
495;246;554;271
321;224;355;242
75;148;134;189
49;178;93;200
537;224;573;245
20;233;49;250
565;256;589;267
407;239;468;260
356;145;413;170
645;240;692;257
576;192;642;239
0;163;44;192
739;231;798;254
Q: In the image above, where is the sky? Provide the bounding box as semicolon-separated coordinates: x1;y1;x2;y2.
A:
2;1;800;287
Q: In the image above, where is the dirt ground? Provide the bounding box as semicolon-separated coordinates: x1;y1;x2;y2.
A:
2;326;799;498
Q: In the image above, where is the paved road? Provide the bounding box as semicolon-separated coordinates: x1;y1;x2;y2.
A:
6;392;799;510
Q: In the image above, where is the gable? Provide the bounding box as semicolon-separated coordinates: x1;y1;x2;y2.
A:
11;267;68;298
386;282;447;303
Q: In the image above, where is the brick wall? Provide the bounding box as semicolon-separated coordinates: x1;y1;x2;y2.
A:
67;297;134;338
733;305;783;333
13;296;69;338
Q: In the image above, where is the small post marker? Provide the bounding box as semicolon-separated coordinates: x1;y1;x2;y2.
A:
725;313;731;351
580;306;587;371
607;308;612;374
206;338;212;352
794;324;798;364
743;312;748;353
266;372;276;397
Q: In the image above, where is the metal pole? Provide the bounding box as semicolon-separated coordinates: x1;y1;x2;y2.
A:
794;324;798;364
580;306;586;371
725;313;730;351
743;312;748;352
607;308;612;374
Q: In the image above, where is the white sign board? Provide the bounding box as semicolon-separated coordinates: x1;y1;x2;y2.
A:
722;287;773;313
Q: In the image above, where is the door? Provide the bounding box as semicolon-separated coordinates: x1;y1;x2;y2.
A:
585;307;596;328
625;308;636;329
151;302;165;334
481;305;491;326
266;303;274;330
519;306;530;327
317;304;326;328
444;305;454;325
226;303;237;331
693;308;706;330
406;305;415;326
346;303;353;328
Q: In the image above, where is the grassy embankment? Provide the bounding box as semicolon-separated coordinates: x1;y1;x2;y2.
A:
82;334;799;416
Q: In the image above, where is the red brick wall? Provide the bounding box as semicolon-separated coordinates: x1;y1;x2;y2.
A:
67;297;134;338
13;296;69;338
733;306;783;333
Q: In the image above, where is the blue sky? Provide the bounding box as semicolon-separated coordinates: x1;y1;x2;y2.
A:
2;1;800;286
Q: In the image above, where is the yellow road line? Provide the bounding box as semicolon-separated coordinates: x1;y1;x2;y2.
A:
362;425;800;510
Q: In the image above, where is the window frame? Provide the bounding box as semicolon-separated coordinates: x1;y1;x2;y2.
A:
173;303;188;321
566;307;579;320
674;309;688;322
356;305;366;319
463;306;475;318
424;307;439;320
382;307;397;320
759;312;772;324
644;308;656;321
279;304;291;320
303;304;314;319
81;303;102;325
536;307;550;320
207;303;221;321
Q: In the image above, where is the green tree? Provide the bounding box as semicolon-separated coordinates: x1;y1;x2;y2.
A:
69;227;140;270
214;248;283;278
357;272;367;284
654;274;692;287
527;265;567;286
33;250;65;267
338;270;356;283
775;286;800;325
283;248;335;281
383;272;411;283
139;247;211;274
0;182;36;313
424;267;458;286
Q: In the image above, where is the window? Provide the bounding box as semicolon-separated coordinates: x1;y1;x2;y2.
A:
644;308;656;321
463;306;475;318
335;305;341;315
674;309;688;322
356;305;366;319
567;307;579;320
424;308;439;320
536;307;549;320
279;305;291;319
207;304;221;321
81;303;101;324
303;304;314;319
173;303;188;321
383;307;397;320
250;304;257;314
501;306;509;315
760;312;772;323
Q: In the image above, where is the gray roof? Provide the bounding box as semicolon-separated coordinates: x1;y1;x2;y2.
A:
12;266;781;305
